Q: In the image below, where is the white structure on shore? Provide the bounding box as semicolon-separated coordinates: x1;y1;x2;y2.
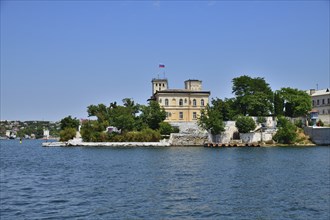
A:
307;88;330;124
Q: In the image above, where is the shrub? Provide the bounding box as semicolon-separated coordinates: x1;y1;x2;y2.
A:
316;119;324;127
59;127;76;141
158;122;180;135
257;116;266;124
109;128;161;142
159;122;173;135
294;119;303;128
236;116;256;133
273;117;297;144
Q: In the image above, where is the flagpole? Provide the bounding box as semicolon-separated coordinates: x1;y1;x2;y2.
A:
159;63;166;79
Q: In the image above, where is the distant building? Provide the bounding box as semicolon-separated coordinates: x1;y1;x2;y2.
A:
5;130;11;138
150;78;210;122
307;88;330;124
43;129;50;139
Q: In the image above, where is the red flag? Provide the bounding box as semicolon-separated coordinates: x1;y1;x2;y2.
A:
159;64;165;68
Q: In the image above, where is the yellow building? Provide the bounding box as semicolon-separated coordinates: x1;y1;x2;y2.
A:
150;78;210;122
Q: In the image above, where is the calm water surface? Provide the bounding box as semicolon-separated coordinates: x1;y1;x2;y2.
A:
1;140;329;219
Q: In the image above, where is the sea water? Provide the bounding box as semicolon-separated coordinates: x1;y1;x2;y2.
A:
1;140;329;219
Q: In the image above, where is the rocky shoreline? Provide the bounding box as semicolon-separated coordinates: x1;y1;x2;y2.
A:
42;138;171;147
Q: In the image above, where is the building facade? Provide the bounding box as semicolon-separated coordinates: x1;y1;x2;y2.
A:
307;88;330;124
150;78;210;122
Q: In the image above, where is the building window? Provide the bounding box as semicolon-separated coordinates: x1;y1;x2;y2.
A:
165;99;169;106
193;112;197;120
166;112;172;119
159;99;162;104
322;99;325;105
179;99;183;106
193;99;197;107
317;99;319;105
179;112;183;120
328;98;330;104
185;99;187;104
312;100;315;106
201;99;205;106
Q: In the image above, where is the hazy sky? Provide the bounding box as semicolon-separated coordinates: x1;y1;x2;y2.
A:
1;1;329;121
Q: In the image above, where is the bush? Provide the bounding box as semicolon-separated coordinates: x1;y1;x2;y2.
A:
236;116;256;133
316;119;324;127
158;122;179;135
273;117;297;144
59;127;76;141
158;122;173;135
257;116;266;124
80;120;106;142
109;128;161;142
294;119;303;128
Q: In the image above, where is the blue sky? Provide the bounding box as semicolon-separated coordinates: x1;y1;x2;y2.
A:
1;1;329;121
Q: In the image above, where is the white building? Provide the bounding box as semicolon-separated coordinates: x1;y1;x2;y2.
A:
307;88;330;124
43;129;50;139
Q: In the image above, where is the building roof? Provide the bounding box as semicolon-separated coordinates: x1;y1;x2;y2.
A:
155;89;210;95
184;79;202;82
311;88;330;96
152;78;168;82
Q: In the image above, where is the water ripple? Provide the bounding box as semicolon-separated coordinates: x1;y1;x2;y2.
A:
1;140;329;219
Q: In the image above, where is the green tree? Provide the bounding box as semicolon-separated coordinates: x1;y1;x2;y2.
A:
158;122;179;135
87;99;140;133
60;127;77;141
198;104;225;135
232;75;273;116
273;117;297;144
110;106;135;132
277;88;312;117
235;116;256;133
274;91;284;116
60;116;80;130
122;98;140;116
211;98;237;121
140;101;166;130
87;104;110;123
80;120;108;142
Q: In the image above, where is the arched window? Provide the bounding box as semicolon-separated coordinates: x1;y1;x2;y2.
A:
201;99;205;106
193;99;197;107
165;99;169;106
179;99;183;106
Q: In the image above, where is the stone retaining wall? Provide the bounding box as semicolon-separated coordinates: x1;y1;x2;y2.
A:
169;133;208;146
240;132;274;144
304;127;330;145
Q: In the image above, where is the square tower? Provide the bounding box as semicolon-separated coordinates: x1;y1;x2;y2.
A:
152;78;168;95
185;79;202;91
